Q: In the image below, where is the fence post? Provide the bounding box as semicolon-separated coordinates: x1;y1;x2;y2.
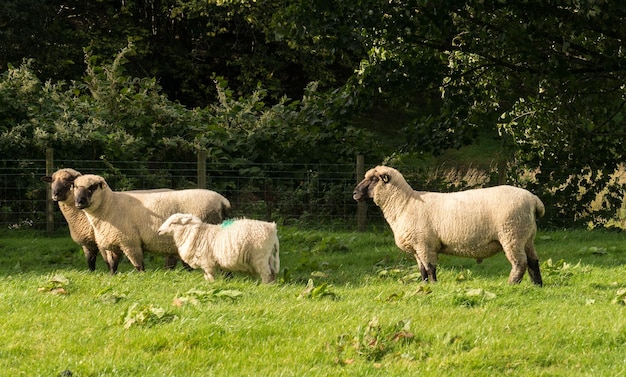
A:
197;149;207;189
45;148;54;233
496;159;507;185
356;155;367;232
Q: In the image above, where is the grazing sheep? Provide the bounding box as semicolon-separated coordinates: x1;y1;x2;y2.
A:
157;213;280;283
353;165;544;286
73;174;231;274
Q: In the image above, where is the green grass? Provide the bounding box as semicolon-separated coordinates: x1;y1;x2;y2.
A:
1;226;625;376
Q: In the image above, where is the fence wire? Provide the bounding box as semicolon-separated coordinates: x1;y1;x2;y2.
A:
0;159;378;231
0;158;614;231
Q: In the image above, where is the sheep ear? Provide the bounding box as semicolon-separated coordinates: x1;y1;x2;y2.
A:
381;174;390;183
41;176;52;183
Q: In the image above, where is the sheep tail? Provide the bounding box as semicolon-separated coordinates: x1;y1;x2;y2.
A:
534;195;545;219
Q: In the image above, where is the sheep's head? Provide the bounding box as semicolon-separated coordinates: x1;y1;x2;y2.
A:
157;213;203;235
73;174;108;210
353;166;394;202
40;168;82;202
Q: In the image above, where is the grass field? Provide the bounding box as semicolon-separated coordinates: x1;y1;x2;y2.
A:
1;225;625;376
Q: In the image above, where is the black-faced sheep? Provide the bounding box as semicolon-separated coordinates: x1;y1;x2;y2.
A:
41;168;177;272
353;165;544;286
72;174;231;274
157;213;280;283
41;168;102;271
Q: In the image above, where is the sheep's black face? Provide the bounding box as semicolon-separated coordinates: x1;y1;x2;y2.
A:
74;183;101;209
41;175;76;202
50;179;73;201
353;175;379;202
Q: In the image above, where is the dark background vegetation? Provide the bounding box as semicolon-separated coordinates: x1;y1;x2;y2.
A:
2;0;626;228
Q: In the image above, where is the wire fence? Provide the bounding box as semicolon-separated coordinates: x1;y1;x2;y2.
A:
1;157;624;232
0;158;377;231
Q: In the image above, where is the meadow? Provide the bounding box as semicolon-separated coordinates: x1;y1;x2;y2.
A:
1;225;625;376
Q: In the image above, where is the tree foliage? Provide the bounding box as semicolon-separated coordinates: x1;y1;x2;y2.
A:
2;0;626;226
0;44;375;166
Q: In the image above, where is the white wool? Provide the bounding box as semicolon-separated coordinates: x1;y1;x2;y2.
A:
354;165;544;285
42;168;181;272
73;174;231;273
158;214;280;283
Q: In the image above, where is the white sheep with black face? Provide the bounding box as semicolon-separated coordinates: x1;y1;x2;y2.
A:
41;168;178;272
157;213;280;283
41;168;101;271
72;174;231;274
353;165;544;286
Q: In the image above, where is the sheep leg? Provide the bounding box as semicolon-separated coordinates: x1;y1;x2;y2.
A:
259;244;279;284
164;255;178;269
163;256;193;271
415;256;437;282
426;263;437;282
120;245;144;272
82;242;100;272
508;264;526;284
418;262;428;281
525;242;543;286
222;271;234;279
258;264;276;284
200;261;217;281
504;244;527;284
203;270;216;282
527;258;543;286
260;271;275;284
106;250;122;275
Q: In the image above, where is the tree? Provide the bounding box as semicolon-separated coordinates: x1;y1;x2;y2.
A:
327;0;626;225
3;0;626;225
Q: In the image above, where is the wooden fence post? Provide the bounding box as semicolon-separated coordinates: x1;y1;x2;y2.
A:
197;149;207;189
497;158;507;185
45;148;54;233
356;155;367;232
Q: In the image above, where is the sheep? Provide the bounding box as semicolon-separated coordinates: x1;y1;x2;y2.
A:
41;168;101;271
72;174;231;274
41;168;176;272
157;213;280;283
353;165;544;286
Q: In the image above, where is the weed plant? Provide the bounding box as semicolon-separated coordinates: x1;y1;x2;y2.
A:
0;227;625;376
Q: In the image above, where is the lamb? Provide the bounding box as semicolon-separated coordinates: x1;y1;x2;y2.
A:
157;213;280;283
72;174;231;274
353;165;544;286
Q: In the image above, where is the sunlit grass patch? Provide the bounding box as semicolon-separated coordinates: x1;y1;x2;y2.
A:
0;227;625;375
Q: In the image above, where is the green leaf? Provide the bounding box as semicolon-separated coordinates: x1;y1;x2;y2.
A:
173;288;243;307
612;288;626;305
298;279;338;300
122;303;177;329
37;274;70;294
